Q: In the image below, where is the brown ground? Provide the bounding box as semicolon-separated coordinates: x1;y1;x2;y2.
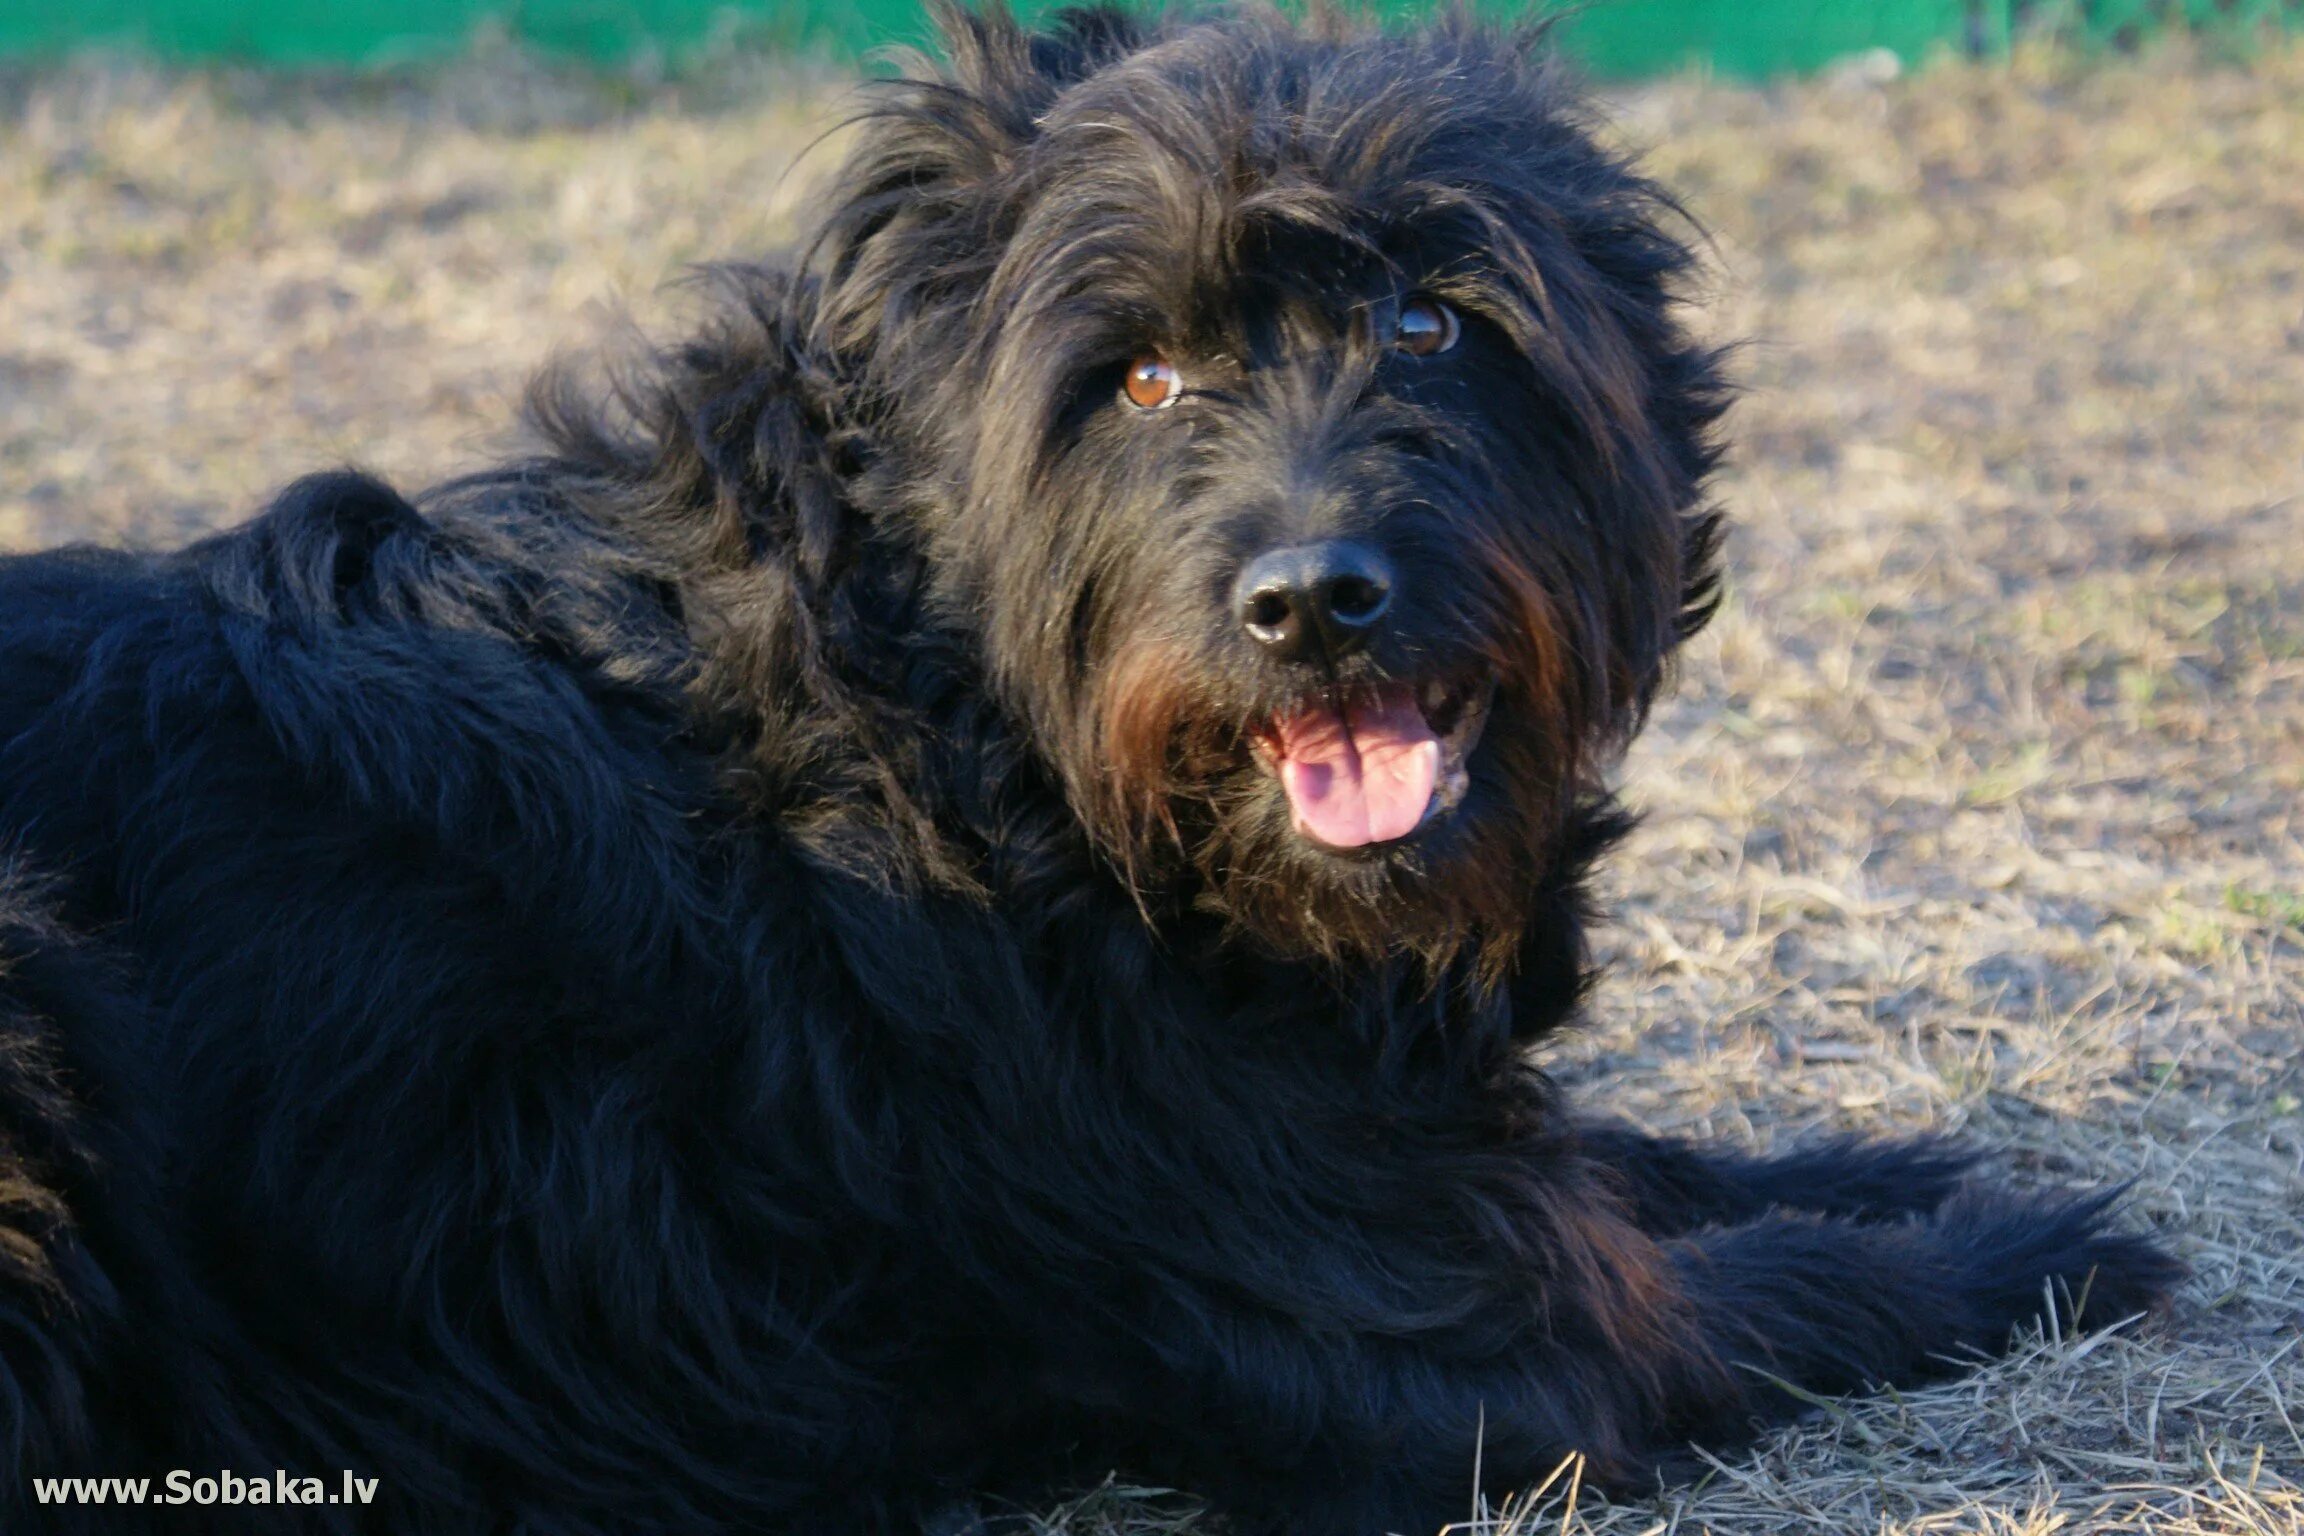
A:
1;35;2299;1536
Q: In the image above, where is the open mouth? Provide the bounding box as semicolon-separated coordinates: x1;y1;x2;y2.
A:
1249;677;1494;850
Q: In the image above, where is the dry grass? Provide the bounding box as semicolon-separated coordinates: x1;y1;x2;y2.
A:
2;34;2300;1536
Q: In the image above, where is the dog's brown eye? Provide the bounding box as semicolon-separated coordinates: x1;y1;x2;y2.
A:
1397;298;1460;357
1122;353;1182;410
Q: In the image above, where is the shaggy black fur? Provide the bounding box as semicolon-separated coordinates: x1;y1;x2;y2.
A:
0;6;2179;1532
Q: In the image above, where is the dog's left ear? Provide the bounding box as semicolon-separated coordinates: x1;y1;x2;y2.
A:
1424;22;1730;723
810;2;1144;368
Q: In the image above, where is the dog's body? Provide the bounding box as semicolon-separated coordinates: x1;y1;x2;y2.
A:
0;7;2175;1533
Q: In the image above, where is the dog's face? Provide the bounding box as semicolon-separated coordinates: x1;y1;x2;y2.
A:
819;6;1726;967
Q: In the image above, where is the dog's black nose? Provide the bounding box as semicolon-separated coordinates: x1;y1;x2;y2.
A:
1234;540;1395;663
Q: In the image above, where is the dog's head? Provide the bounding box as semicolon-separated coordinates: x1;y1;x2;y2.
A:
813;3;1726;968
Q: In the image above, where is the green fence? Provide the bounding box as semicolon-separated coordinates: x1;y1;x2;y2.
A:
2022;0;2299;47
0;0;2293;74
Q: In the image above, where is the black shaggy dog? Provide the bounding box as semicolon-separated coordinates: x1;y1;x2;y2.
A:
0;5;2178;1533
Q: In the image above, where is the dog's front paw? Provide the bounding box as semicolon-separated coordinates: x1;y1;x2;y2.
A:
1933;1183;2184;1341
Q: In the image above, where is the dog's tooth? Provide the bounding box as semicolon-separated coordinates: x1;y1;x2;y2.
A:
1422;679;1448;714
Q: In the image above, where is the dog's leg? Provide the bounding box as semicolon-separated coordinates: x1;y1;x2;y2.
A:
1576;1120;1983;1234
1166;1174;2175;1536
1650;1182;2181;1452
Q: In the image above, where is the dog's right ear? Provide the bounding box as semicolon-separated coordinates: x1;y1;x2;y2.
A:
809;2;1145;368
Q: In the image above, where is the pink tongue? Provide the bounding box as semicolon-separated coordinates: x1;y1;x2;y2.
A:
1273;690;1442;849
